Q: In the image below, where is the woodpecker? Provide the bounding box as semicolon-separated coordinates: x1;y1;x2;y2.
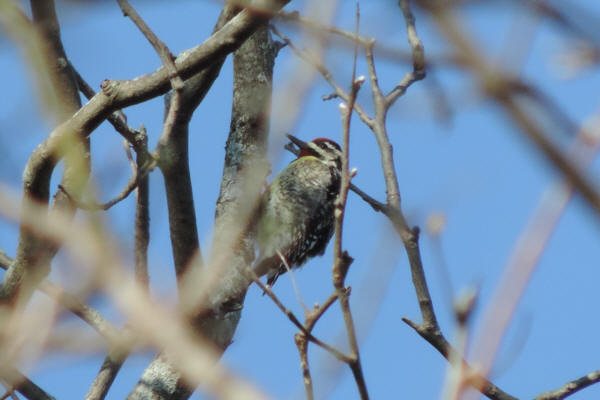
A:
253;134;343;287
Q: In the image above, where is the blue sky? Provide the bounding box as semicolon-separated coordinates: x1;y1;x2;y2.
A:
1;1;600;399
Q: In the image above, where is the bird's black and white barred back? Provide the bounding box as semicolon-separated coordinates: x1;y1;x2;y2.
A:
253;135;343;287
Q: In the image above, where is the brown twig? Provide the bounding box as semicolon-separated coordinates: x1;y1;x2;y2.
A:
269;24;374;128
276;250;307;312
295;333;314;400
381;4;515;399
534;370;600;400
254;259;339;400
0;366;55;400
329;4;369;399
116;0;184;91
305;292;339;331
401;317;517;400
277;10;371;46
133;135;150;291
70;62;142;147
0;387;18;400
246;269;351;363
275;10;457;68
155;86;198;286
386;0;426;105
85;346;130;400
280;1;516;399
56;139;155;212
86;131;150;400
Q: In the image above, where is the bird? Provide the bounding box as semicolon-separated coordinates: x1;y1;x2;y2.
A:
253;134;343;288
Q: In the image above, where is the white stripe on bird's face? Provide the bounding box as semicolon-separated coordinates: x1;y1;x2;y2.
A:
307;140;342;165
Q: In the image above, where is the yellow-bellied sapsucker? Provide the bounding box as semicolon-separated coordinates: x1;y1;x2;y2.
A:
253;135;343;287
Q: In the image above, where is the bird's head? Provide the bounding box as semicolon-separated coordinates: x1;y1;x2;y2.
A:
286;134;342;168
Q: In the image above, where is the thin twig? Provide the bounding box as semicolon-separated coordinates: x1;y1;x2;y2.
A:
246;268;352;363
70;62;141;147
278;10;371;46
57;144;155;212
385;0;426;106
295;333;314;400
116;0;184;91
329;4;369;399
275;10;450;67
401;317;517;400
534;370;600;400
269;24;374;129
0;366;56;400
86;131;150;400
276;250;307;312
85;338;134;400
292;290;339;400
283;1;515;399
0;387;18;400
305;292;339;331
133;131;150;290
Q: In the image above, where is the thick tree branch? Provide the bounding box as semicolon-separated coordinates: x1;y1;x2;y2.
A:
71;63;142;147
154;5;239;285
0;0;87;310
1;0;289;310
127;16;278;400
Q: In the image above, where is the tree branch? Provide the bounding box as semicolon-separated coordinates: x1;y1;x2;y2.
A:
280;2;516;398
331;6;369;396
0;0;87;311
116;0;184;91
127;8;280;398
154;5;239;286
534;370;600;400
0;366;55;400
71;62;142;147
85;131;150;400
1;0;290;310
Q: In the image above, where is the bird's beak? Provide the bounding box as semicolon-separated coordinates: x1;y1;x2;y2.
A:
286;134;309;151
